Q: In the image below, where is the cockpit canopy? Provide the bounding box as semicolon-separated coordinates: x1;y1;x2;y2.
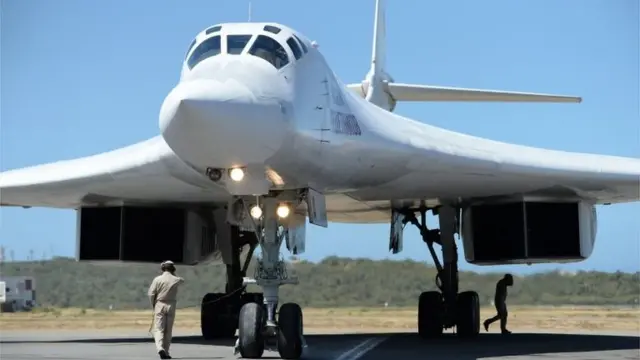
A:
185;24;309;71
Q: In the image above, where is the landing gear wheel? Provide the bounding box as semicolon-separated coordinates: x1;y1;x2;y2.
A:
238;302;265;359
418;291;443;338
277;303;304;359
456;291;480;338
242;292;264;307
201;293;236;339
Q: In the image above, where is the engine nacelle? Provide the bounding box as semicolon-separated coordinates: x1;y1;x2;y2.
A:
75;205;223;265
461;196;597;265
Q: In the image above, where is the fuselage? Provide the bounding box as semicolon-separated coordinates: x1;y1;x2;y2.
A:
155;21;640;216
158;22;440;196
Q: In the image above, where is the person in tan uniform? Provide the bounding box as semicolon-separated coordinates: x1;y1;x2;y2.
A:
148;260;185;359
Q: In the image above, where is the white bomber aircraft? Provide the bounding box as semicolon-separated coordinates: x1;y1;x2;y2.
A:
1;0;639;358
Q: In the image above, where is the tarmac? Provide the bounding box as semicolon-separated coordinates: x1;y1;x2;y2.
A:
1;329;639;360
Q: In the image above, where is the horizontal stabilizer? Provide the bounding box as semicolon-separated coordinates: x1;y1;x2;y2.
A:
347;82;582;103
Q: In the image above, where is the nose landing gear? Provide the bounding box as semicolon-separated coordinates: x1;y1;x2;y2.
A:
233;193;312;359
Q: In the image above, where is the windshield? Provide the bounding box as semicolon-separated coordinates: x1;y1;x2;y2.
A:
286;37;303;60
293;34;308;53
187;36;221;69
185;39;197;57
227;35;253;55
248;35;289;69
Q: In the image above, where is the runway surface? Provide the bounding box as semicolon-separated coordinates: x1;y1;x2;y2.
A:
1;330;639;360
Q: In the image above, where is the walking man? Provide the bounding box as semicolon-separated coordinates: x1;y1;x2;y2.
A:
148;260;185;359
483;273;514;334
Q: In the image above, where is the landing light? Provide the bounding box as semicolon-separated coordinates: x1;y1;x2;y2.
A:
229;168;245;182
206;167;222;182
250;205;263;219
276;204;290;218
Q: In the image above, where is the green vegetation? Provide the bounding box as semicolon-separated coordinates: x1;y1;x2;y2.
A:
2;257;638;310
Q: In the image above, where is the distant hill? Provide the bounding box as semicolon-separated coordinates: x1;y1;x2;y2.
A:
1;257;638;310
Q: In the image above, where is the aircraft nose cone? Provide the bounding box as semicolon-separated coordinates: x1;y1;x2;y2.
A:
159;80;287;168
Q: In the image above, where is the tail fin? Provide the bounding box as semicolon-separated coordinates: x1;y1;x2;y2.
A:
370;0;386;77
358;0;397;111
348;0;582;112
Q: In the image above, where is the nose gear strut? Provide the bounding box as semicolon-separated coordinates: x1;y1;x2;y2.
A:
235;194;308;359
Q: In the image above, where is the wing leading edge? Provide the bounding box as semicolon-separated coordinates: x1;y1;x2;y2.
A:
0;136;229;208
341;107;640;219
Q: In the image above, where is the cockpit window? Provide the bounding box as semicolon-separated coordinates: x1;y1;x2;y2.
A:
293;34;308;53
186;39;197;57
286;37;303;60
205;25;222;35
227;35;253;55
248;35;289;69
263;25;281;34
187;35;221;69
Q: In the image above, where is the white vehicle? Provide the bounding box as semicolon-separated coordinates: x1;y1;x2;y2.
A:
1;0;638;358
0;277;36;312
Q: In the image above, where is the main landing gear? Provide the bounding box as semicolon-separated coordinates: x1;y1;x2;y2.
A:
403;205;480;339
201;226;263;340
235;195;306;359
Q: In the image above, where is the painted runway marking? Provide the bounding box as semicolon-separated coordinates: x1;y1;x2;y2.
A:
334;336;387;360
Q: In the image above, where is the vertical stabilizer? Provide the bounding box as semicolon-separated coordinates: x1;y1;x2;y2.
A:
345;0;582;106
359;0;397;111
370;0;386;76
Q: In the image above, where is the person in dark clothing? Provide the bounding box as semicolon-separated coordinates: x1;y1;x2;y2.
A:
483;273;514;334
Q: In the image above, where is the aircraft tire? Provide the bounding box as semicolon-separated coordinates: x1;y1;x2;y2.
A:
241;292;264;307
277;303;304;359
200;293;237;339
418;291;444;338
238;302;265;359
456;291;480;338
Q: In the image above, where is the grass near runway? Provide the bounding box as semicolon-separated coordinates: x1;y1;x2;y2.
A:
1;306;638;333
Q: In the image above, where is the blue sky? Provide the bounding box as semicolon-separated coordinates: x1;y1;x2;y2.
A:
1;0;638;274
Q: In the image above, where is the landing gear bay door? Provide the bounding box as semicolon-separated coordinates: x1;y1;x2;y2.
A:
389;209;405;254
285;212;306;255
305;188;327;228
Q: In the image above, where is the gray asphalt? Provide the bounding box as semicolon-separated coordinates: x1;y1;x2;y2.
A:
360;332;640;360
1;330;638;360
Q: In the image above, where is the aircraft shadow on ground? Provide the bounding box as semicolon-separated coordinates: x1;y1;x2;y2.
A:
2;332;638;358
371;332;640;359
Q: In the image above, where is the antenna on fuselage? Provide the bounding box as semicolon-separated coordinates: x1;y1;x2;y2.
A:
248;1;252;22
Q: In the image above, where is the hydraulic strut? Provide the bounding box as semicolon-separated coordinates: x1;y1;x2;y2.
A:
405;209;444;283
405;206;460;328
